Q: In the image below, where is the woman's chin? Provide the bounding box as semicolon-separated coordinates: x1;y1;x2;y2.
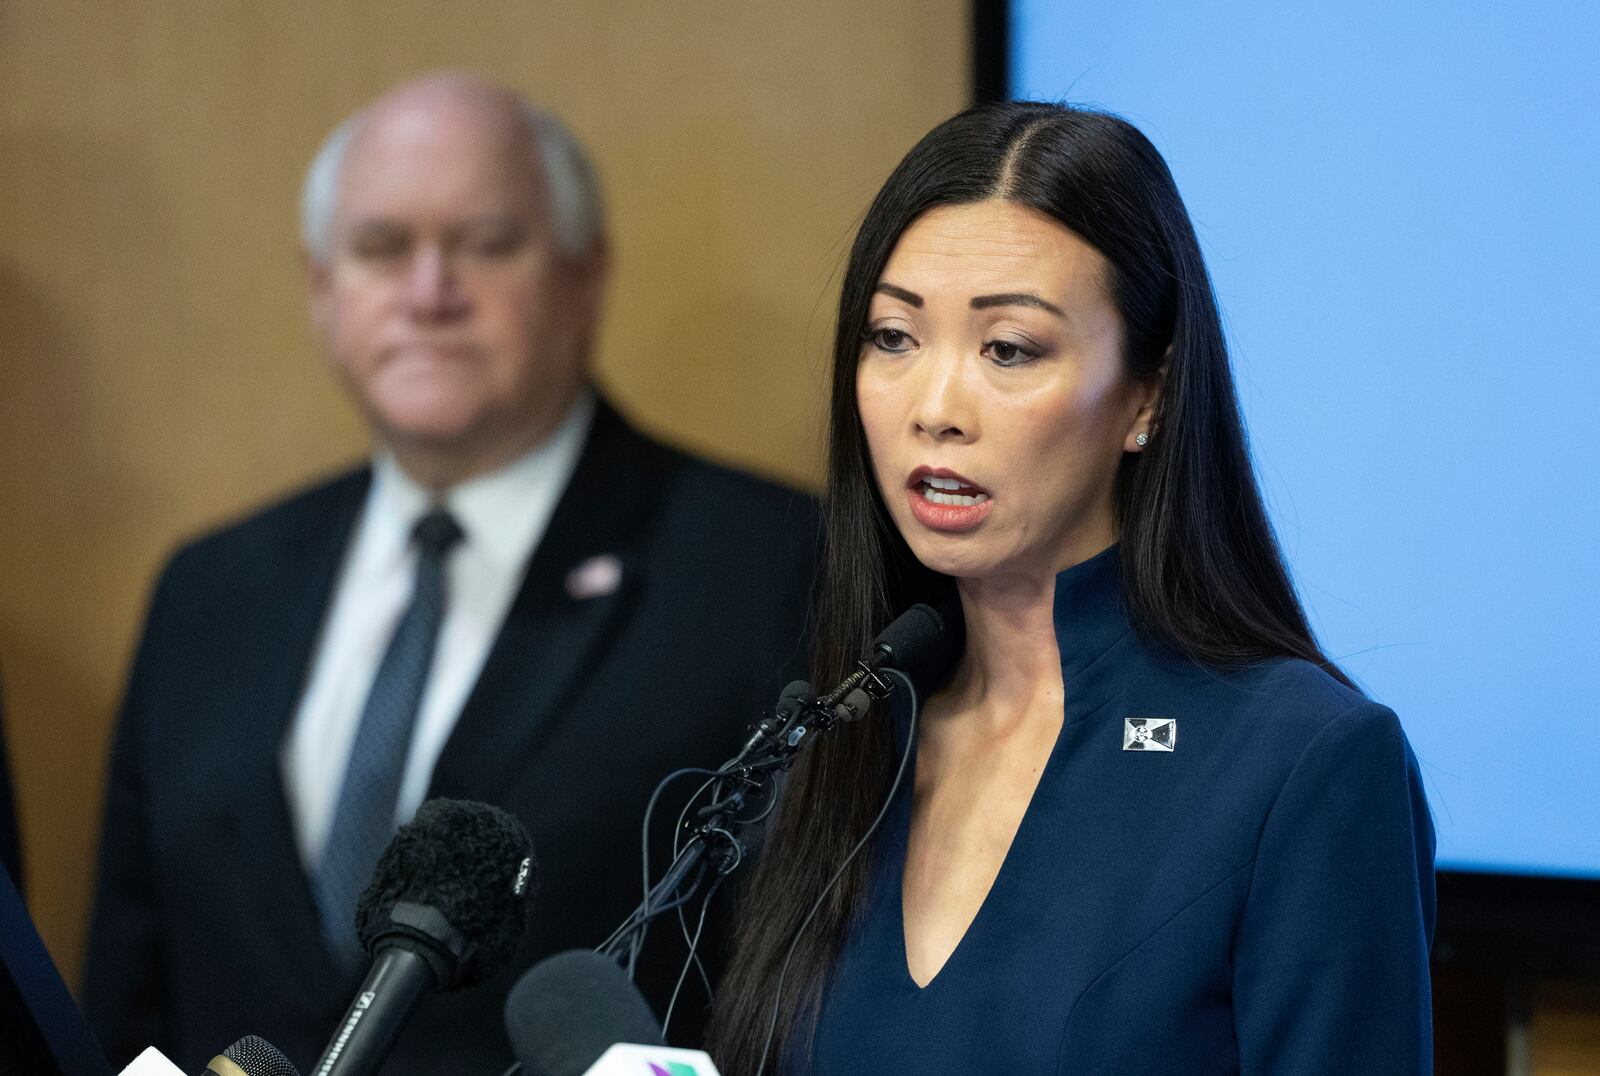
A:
903;536;1005;582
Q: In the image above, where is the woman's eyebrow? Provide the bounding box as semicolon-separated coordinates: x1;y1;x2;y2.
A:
873;282;923;307
970;292;1067;319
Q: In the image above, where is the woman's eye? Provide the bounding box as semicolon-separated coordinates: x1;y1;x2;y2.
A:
865;327;916;353
985;339;1042;367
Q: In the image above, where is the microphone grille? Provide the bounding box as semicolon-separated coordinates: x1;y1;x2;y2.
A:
221;1036;301;1076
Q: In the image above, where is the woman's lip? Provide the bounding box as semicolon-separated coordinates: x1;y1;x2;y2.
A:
906;465;990;494
905;486;993;532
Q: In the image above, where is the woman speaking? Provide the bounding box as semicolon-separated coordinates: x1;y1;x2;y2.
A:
709;102;1434;1074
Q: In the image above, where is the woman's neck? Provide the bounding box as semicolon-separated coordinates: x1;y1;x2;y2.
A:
933;571;1064;737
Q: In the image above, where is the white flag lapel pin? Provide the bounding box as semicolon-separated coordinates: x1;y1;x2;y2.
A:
1123;717;1176;752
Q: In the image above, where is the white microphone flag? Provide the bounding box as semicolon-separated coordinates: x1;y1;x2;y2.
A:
118;1046;186;1075
581;1042;722;1075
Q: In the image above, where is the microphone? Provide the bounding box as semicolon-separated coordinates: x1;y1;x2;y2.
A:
871;601;947;669
310;798;536;1076
822;601;951;721
732;603;950;765
116;1036;300;1076
504;950;720;1076
599;600;955;971
774;602;951;745
203;1036;301;1076
504;950;661;1076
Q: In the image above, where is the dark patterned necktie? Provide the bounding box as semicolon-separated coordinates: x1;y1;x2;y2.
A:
312;508;463;969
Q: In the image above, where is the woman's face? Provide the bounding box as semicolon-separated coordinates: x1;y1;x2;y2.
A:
857;199;1158;584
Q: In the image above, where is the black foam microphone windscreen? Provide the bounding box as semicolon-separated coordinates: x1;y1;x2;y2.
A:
774;679;814;718
354;797;536;989
310;799;536;1076
870;602;948;671
504;950;664;1076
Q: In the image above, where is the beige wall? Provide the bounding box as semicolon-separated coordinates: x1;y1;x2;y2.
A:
0;0;968;984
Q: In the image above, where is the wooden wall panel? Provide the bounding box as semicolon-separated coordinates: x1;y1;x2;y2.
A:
0;0;968;983
1533;981;1600;1075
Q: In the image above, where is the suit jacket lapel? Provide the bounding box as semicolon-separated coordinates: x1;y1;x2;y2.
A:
231;469;372;1004
429;403;665;805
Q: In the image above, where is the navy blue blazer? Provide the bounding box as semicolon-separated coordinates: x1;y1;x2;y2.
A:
807;547;1435;1074
83;400;819;1075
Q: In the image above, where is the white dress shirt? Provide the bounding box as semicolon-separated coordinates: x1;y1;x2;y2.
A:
281;392;595;869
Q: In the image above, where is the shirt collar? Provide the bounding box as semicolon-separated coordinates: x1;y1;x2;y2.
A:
368;390;596;572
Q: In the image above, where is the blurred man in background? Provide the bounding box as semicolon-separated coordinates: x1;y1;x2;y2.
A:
83;72;815;1074
0;677;18;886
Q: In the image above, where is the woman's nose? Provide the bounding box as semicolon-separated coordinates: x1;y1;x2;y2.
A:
910;351;976;442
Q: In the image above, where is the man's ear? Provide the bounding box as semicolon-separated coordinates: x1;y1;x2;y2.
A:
570;237;611;333
579;237;610;312
303;246;334;336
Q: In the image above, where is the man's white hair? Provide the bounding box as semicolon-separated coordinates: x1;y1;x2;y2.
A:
299;96;604;262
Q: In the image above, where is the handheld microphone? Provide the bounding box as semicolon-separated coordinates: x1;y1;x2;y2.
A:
506;950;724;1076
203;1036;301;1076
118;1036;301;1076
504;950;661;1075
310;798;536;1076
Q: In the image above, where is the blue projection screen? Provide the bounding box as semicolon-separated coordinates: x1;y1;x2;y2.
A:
1012;2;1600;878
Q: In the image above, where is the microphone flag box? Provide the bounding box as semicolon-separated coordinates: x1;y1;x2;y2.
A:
583;1042;722;1075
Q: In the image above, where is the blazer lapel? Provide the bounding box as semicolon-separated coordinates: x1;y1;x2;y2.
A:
429;403;665;805
230;469;372;1005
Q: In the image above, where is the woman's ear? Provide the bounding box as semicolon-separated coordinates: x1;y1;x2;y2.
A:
1124;362;1166;452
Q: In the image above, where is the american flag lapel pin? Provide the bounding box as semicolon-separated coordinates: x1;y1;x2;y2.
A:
1123;717;1176;752
565;553;623;600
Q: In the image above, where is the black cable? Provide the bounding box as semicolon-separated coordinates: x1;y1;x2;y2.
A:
673;775;722;860
741;770;781;828
597;787;714;959
753;668;920;1076
628;858;710;977
630;766;762;971
598;831;721;964
610;766;722;968
662;871;725;1039
669;767;776;1010
641;767;724;925
676;887;716;1010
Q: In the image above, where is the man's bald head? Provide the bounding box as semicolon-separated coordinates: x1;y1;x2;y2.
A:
301;73;603;262
303;72;609;490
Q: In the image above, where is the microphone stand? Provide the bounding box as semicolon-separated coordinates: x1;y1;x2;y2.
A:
597;657;899;970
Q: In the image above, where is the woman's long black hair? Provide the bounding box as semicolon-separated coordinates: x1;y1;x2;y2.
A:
707;101;1347;1073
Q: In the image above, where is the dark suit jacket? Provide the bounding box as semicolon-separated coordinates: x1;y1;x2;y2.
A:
83;401;818;1075
0;680;19;887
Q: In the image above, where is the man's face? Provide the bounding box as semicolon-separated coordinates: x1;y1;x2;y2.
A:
309;90;603;486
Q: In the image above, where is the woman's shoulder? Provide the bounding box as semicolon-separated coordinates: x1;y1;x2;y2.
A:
1134;643;1405;766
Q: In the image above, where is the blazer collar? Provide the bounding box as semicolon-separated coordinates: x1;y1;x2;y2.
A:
892;544;1134;742
1050;544;1131;683
232;468;376;1005
427;398;665;805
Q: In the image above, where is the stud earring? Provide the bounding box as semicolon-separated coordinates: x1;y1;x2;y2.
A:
1135;432;1149;447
